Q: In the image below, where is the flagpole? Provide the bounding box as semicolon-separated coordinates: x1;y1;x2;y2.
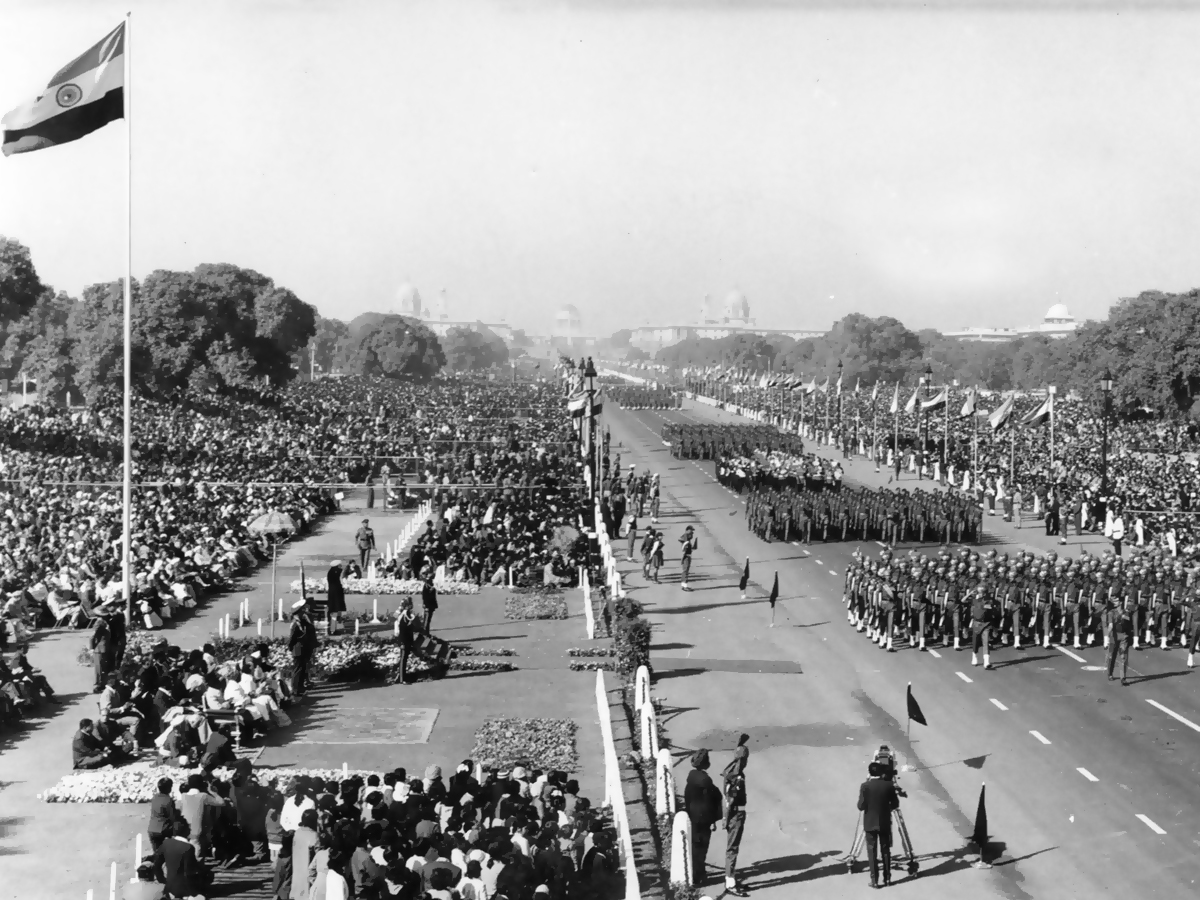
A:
1048;386;1056;479
121;11;133;627
944;389;949;483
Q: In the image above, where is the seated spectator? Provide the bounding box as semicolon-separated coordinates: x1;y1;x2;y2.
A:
121;860;165;900
72;717;127;769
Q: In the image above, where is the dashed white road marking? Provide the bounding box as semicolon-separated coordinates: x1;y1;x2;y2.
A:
828;569;838;576
875;541;887;548
816;560;824;565
1055;645;1087;663
1145;699;1200;734
1136;814;1167;835
1030;730;1051;745
956;671;973;683
927;648;942;658
1076;767;1099;782
990;699;1008;711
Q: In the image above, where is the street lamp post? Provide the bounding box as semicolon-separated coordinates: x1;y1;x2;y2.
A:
584;356;598;501
921;362;932;480
836;360;844;457
1100;369;1113;497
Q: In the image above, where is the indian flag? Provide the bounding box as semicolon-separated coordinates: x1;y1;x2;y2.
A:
2;22;125;156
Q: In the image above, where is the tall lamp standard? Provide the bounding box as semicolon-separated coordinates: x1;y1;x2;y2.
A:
836;360;844;456
920;362;932;480
1099;369;1113;497
584;356;598;501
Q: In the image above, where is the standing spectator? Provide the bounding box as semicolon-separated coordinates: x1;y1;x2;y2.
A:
355;519;376;570
178;773;228;858
1110;506;1126;557
857;762;900;889
290;809;319;900
90;615;114;693
326;560;347;636
272;832;293;900
147;777;179;851
153;818;212;899
626;513;638;562
392;598;418;685
288;600;319;696
684;749;722;888
421;575;439;633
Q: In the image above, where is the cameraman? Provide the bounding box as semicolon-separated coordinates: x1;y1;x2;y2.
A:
857;759;901;889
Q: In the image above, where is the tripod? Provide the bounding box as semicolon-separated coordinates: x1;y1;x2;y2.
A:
842;809;919;876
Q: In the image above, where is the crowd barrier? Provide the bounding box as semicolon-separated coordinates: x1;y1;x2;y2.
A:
592;497;642;900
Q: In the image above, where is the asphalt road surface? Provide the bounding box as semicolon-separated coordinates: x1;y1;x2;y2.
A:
603;399;1200;899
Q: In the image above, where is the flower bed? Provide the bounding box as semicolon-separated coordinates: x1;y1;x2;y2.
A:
567;647;616;657
451;646;517;657
289;577;479;596
86;636;513;684
569;661;614;672
504;594;569;620
471;716;579;773
42;765;384;804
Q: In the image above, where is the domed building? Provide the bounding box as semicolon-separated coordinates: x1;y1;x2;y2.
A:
944;302;1079;342
724;289;752;325
395;282;423;318
553;304;583;338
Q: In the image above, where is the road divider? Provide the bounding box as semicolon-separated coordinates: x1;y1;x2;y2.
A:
1135;814;1167;835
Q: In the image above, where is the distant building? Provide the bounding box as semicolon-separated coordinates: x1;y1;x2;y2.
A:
392;282;514;341
629;289;824;351
944;304;1079;343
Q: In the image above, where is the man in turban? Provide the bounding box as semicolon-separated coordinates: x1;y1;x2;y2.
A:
684;748;723;886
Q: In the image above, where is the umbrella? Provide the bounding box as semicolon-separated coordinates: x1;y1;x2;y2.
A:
248;511;298;536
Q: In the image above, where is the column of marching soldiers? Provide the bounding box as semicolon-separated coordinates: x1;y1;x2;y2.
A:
664;421;1200;670
843;547;1200;669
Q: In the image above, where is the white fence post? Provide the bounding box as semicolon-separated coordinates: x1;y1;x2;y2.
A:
634;665;650;712
640;701;658;762
595;670;641;900
582;568;595;639
670;811;693;885
655;747;676;817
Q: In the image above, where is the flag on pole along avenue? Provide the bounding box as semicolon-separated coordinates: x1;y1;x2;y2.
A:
889;383;900;414
872;382;880;401
906;683;927;726
959;388;978;419
817;376;830;395
768;571;779;607
921;387;949;412
739;557;750;597
835;372;843;396
903;386;920;415
1021;394;1052;428
2;22;126;156
988;393;1016;432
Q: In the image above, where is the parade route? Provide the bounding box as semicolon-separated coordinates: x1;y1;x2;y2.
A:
602;399;1200;899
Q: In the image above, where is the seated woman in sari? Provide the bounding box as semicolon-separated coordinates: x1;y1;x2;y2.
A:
224;669;285;731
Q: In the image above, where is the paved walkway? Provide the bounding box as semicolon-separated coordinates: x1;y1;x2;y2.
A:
600;399;1200;899
0;491;609;900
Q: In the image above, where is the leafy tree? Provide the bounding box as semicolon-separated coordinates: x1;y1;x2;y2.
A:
0;236;43;329
0;289;75;403
610;328;632;348
442;325;510;372
340;315;445;380
626;346;649;362
68;264;316;401
293;315;349;376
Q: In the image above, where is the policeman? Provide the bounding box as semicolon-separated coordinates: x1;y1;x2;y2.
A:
721;734;751;897
679;525;698;592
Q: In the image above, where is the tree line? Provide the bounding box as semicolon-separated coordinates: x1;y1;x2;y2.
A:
0;236;510;404
652;296;1200;419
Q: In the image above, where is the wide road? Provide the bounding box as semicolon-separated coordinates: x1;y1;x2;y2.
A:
603;399;1200;900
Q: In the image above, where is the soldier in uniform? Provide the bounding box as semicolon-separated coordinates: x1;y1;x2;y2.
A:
679;525;698;592
970;578;996;669
1185;584;1200;668
1107;598;1134;686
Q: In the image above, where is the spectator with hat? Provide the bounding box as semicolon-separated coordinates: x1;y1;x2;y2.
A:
684;748;723;887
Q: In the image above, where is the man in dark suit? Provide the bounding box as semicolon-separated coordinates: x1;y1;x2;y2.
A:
858;762;901;888
684;749;723;886
152;818;211;899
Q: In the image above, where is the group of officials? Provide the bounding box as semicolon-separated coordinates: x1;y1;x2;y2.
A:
844;545;1200;679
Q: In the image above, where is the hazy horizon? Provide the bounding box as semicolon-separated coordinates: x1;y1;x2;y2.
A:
3;1;1200;337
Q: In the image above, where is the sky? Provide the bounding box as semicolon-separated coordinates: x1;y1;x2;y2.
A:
2;1;1200;337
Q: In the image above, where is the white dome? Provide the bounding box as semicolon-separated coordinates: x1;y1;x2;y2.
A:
1044;303;1073;321
724;289;750;321
395;282;423;317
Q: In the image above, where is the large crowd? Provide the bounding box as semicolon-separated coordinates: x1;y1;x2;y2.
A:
0;377;589;730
